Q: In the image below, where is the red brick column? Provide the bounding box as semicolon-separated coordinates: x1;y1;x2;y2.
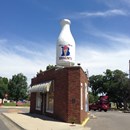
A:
30;93;36;113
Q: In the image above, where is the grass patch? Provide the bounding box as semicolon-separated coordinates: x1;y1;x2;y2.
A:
3;102;30;107
3;102;16;106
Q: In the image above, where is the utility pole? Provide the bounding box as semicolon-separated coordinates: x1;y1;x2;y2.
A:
129;60;130;79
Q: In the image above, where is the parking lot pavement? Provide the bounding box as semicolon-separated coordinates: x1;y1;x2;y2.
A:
2;113;91;130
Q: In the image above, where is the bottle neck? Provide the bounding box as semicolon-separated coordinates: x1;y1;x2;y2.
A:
61;24;71;35
57;20;75;44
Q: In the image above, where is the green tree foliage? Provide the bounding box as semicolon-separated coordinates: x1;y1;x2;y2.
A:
0;77;8;103
89;69;130;110
111;70;129;109
46;64;55;70
103;69;113;92
88;92;99;103
103;69;130;109
8;73;28;103
89;75;104;96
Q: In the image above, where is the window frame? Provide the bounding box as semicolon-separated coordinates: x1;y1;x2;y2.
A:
36;92;42;110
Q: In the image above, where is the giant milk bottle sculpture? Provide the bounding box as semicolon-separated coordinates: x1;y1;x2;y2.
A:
56;19;76;67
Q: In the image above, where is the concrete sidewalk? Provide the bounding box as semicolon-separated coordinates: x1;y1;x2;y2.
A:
2;113;90;130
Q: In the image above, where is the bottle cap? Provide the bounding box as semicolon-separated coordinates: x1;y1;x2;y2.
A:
60;19;71;26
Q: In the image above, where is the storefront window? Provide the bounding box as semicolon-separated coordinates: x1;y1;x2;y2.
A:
80;83;83;110
46;85;54;113
85;83;89;112
36;92;41;110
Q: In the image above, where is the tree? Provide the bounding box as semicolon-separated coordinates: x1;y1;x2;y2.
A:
0;77;8;104
46;64;55;70
8;73;28;104
89;75;104;96
89;69;130;110
88;92;99;103
104;69;130;110
112;70;129;110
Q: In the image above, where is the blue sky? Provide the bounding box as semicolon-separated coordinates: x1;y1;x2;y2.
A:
0;0;130;84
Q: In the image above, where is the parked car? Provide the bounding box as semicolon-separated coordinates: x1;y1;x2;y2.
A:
89;96;110;112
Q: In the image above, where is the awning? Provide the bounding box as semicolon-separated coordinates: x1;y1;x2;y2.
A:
30;81;52;93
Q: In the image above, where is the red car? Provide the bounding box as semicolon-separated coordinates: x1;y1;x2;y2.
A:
89;96;110;112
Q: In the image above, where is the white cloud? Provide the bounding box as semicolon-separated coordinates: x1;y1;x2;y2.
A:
76;31;130;76
79;9;128;17
69;9;129;19
76;46;130;76
0;39;7;43
0;40;55;85
123;0;130;4
0;31;130;85
100;0;130;8
84;26;130;51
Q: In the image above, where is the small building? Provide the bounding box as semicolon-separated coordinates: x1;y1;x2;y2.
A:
30;66;89;124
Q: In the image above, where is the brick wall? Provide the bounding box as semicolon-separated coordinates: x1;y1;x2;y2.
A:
30;66;88;124
80;68;88;123
54;68;68;122
30;93;36;113
67;67;80;123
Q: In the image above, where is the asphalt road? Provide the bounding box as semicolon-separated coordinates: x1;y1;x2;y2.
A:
0;113;21;130
0;114;10;130
1;107;130;130
0;107;29;130
87;110;130;130
0;107;29;113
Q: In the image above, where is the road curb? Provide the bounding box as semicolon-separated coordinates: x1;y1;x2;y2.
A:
2;113;25;130
81;117;90;127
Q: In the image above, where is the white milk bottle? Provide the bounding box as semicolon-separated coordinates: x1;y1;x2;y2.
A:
56;19;76;67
